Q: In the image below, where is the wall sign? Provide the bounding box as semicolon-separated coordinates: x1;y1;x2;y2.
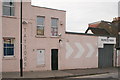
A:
98;36;116;48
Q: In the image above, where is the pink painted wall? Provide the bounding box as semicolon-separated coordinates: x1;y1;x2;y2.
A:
20;2;66;71
2;2;21;72
2;2;66;72
117;50;120;67
2;2;100;72
59;34;98;70
0;0;2;74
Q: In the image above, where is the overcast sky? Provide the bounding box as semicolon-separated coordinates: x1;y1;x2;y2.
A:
31;0;119;33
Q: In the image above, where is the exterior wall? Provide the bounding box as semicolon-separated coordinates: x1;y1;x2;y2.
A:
2;2;21;72
2;1;116;72
24;6;66;71
60;34;98;70
0;0;2;77
117;50;120;67
2;2;66;72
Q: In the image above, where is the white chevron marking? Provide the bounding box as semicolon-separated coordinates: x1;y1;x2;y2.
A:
86;43;95;58
74;43;84;58
96;51;98;57
66;43;73;59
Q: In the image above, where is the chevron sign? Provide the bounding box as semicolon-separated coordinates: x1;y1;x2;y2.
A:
66;42;74;59
65;42;96;59
74;42;84;58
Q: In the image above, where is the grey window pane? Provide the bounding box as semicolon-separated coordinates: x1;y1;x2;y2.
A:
37;17;45;25
37;26;44;29
51;18;58;27
3;0;10;5
3;38;14;56
3;6;14;16
3;2;9;5
51;27;58;36
3;6;10;16
3;0;14;6
11;7;14;16
37;26;44;35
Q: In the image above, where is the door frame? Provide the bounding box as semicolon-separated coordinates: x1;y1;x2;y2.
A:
51;49;58;70
98;44;114;68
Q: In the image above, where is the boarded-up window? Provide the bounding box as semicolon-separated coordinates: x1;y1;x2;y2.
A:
37;49;45;65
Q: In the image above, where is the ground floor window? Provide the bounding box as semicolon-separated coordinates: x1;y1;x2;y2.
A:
37;49;45;65
3;38;15;56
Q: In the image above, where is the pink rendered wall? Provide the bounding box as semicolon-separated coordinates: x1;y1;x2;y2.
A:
2;2;99;72
23;4;66;71
0;0;2;75
2;2;66;72
117;50;120;67
60;34;98;70
2;2;21;72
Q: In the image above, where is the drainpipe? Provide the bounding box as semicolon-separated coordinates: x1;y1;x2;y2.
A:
20;0;23;77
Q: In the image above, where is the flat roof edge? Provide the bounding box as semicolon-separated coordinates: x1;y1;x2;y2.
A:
31;5;66;12
65;32;115;37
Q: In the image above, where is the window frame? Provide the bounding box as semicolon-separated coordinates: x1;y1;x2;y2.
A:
51;18;59;37
3;38;15;57
36;49;46;66
36;16;45;36
2;0;15;16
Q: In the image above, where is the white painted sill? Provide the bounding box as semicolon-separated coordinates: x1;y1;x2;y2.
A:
50;36;59;38
3;56;16;60
35;35;46;38
36;64;45;67
2;15;17;19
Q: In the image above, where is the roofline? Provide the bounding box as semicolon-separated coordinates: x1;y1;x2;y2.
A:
89;20;111;25
65;32;115;37
31;5;66;12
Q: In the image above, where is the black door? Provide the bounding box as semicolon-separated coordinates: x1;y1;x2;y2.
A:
51;49;58;70
98;44;114;68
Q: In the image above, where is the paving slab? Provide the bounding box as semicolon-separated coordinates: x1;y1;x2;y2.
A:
2;68;118;79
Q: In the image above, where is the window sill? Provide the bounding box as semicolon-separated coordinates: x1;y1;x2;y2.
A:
50;36;60;38
2;15;17;19
36;64;45;67
35;35;46;38
3;56;16;60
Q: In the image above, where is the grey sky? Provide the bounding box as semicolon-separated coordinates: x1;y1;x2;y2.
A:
31;0;119;33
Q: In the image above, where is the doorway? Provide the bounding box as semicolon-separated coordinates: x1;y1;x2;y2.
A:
51;49;58;70
98;44;114;68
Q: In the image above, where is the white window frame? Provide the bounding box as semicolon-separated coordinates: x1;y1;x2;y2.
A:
2;0;15;16
51;18;59;37
3;38;15;57
36;16;45;35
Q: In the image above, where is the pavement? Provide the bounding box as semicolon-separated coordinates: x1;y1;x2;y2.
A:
2;67;119;79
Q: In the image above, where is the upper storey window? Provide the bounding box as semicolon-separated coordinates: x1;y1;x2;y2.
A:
37;16;45;35
51;18;58;36
3;0;14;16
